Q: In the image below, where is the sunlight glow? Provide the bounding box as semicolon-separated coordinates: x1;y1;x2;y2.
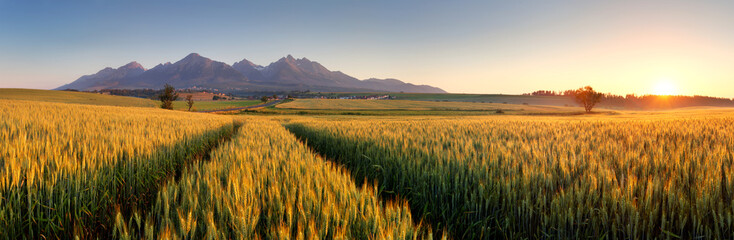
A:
652;79;677;96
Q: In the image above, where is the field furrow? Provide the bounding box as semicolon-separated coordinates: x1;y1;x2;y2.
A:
285;115;734;239
113;117;438;239
0;100;236;239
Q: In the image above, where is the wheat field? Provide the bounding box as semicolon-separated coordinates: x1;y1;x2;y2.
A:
172;100;261;111
0;89;158;108
112;117;436;239
0;99;235;238
3;94;734;239
0;100;435;239
286;112;734;239
276;99;579;113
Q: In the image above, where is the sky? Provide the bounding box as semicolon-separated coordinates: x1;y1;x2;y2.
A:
1;0;733;97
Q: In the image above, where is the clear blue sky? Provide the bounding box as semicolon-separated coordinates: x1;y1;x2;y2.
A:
1;0;733;97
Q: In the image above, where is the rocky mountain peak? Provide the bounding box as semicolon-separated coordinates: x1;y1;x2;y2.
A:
57;54;446;93
233;58;260;68
178;53;210;64
120;61;145;70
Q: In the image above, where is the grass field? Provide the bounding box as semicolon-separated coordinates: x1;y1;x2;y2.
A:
392;93;575;106
4;91;734;239
274;99;585;115
0;88;264;112
173;99;261;111
0;88;158;107
298;92;576;106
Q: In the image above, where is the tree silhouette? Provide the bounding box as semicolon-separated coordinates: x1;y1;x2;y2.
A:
185;95;194;111
574;86;603;113
159;84;179;110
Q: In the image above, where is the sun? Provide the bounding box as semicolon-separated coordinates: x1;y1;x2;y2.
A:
652;80;677;96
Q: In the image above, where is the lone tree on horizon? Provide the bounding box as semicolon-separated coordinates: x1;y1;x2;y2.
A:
159;84;179;110
574;86;603;113
186;94;195;111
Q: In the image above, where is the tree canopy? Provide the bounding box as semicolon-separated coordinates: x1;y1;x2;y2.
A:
159;84;179;110
574;86;603;113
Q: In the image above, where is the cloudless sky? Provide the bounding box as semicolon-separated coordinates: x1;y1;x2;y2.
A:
1;0;733;97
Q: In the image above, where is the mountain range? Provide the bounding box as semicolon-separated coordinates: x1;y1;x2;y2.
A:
57;53;446;93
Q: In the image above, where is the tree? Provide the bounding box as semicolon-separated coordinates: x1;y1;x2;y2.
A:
574;86;603;113
159;84;179;110
261;96;269;103
186;95;195;111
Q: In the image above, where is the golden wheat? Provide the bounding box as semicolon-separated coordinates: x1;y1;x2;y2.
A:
286;113;734;239
0;99;235;238
114;117;436;239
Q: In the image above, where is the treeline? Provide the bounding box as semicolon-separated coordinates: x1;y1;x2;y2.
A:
526;90;734;110
600;94;734;109
82;89;234;100
92;89;161;99
525;90;576;97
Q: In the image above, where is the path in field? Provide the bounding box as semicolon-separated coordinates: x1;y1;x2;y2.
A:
105;122;243;239
112;120;433;239
285;123;494;239
283;124;448;238
199;99;284;113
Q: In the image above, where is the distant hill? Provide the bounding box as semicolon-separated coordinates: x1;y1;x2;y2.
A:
57;53;446;93
0;88;157;108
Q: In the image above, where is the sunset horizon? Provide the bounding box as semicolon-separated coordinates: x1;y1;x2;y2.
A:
2;1;733;98
4;1;734;239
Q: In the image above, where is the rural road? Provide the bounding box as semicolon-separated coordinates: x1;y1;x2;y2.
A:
200;99;285;113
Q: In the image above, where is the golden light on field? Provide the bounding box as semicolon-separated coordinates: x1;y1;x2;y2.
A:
652;79;678;96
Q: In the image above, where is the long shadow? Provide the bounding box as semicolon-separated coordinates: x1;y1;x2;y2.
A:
284;123;502;240
0;121;241;239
